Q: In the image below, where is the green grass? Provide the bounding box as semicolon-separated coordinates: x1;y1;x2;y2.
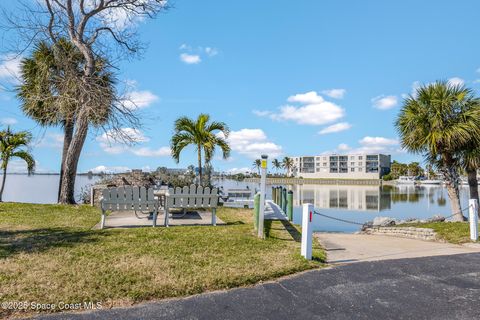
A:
397;222;477;244
0;203;324;317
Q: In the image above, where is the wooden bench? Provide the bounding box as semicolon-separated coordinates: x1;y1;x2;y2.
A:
165;185;219;227
100;186;159;229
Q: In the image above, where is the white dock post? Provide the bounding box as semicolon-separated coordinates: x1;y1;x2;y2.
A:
469;199;478;241
301;203;313;260
258;154;268;239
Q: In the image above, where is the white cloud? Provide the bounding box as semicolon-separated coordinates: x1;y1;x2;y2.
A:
318;122;351;135
98;1;167;31
220;128;283;159
0;54;22;81
123;90;159;110
252;110;272;117
0;117;17;125
180;53;201;64
205;47;219;57
337;143;351;151
226;167;251;174
89;165;131;174
448;77;465;87
37;133;64;149
349;136;399;154
476;67;480;74
273;103;345;125
97;128;149;145
287;91;324;104
131;146;171;157
321;89;346;99
256;91;345;126
371;95;398;110
97;128;171;158
179;44;219;64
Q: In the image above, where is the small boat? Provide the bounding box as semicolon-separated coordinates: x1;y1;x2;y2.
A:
397;176;416;184
223;188;254;209
419;179;442;185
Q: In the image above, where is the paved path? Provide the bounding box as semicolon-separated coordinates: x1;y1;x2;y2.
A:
264;200;288;220
94;210;224;229
316;233;480;264
35;253;480;320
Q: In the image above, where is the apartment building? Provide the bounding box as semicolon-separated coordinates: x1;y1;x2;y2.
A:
289;153;391;179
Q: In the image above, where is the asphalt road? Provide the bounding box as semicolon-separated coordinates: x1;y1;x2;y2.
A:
34;253;480;320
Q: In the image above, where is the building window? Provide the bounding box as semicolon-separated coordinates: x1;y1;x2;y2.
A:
359;168;363;172
350;156;355;160
359;162;363;166
350;162;355;166
323;157;327;160
323;162;327;166
351;168;355;172
359;156;363;160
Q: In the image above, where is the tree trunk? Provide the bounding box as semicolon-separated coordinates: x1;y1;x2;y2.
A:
57;119;74;203
0;166;7;202
467;168;480;218
197;145;202;186
58;112;89;204
442;157;464;221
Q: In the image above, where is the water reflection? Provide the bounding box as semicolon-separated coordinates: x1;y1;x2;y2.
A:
293;185;391;211
292;184;458;212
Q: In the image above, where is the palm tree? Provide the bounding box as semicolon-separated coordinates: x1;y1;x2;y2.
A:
252;159;261;175
17;39;114;203
395;81;480;221
282;157;294;177
0;127;35;201
171;114;230;185
271;158;282;174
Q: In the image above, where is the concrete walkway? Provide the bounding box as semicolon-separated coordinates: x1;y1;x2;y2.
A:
316;232;480;264
264;200;288;220
93;210;224;229
35;253;480;320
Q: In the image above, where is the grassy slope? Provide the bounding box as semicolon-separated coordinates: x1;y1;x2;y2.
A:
399;222;475;244
0;203;324;316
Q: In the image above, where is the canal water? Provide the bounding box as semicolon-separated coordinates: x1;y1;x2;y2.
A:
214;178;471;233
0;175;470;233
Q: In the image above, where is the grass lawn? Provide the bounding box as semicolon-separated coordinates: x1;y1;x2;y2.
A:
0;203;324;317
397;222;478;244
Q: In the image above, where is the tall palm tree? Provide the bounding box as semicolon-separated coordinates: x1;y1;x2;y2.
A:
271;158;282;174
171;114;230;185
252;159;261;175
17;39;114;203
0;127;35;201
282;157;294;177
395;81;480;221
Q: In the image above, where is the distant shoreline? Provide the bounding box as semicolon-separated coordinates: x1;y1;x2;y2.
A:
0;173;103;176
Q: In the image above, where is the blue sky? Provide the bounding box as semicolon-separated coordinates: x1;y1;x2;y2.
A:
1;0;480;173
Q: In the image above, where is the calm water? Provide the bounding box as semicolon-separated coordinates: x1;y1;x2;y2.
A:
0;175;471;233
213;179;471;233
0;174;100;204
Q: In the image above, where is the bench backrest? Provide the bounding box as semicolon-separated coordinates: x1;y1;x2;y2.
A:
166;185;218;209
101;186;158;211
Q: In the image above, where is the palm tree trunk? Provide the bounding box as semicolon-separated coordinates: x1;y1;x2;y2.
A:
467;168;480;217
0;166;7;202
59;112;89;204
57;119;74;202
197;145;202;185
442;158;464;221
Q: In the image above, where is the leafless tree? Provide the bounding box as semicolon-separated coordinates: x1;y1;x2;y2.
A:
1;0;169;203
